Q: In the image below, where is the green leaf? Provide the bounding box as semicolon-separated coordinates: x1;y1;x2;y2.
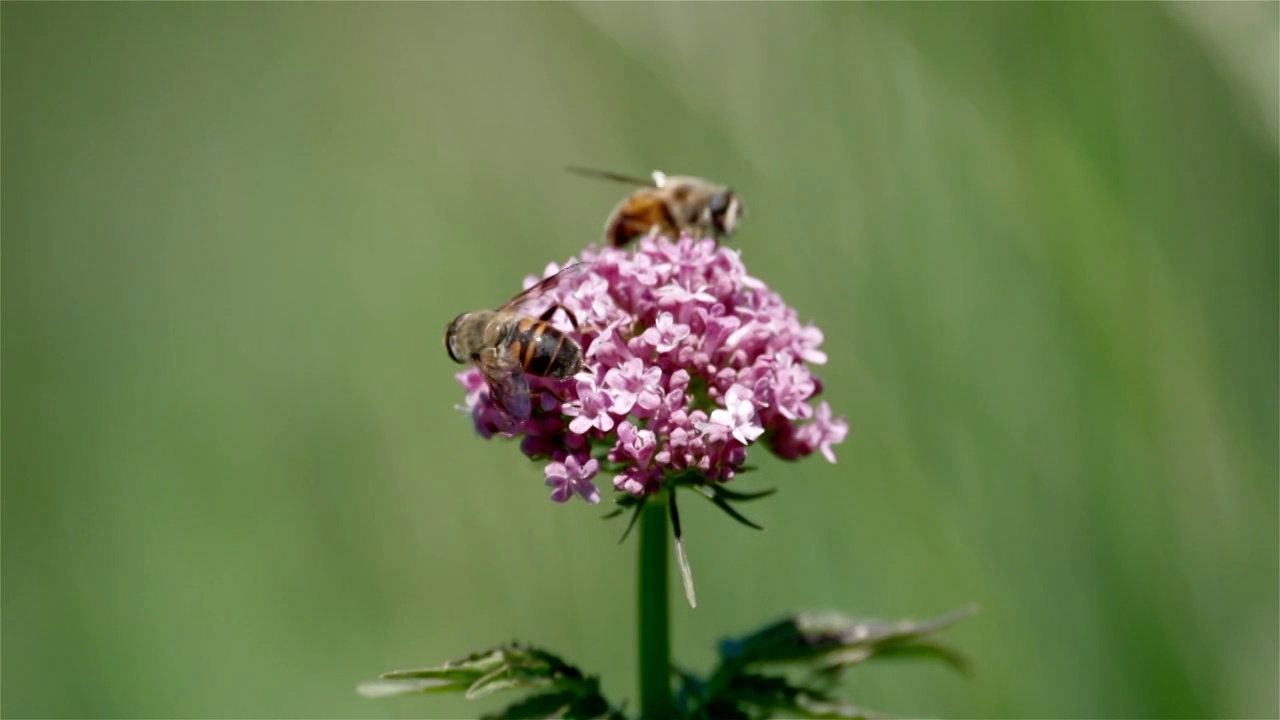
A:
600;493;641;522
719;605;977;669
791;694;874;720
465;661;562;699
616;495;647;544
669;487;697;609
840;639;973;675
563;691;625;720
711;673;875;720
693;606;977;717
672;665;708;716
483;689;580;719
356;678;469;698
360;642;622;715
482;682;623;720
692;485;766;530
711;483;775;501
665;469;706;488
381;645;513;679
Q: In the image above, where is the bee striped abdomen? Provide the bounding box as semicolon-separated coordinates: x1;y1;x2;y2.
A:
608;193;679;247
513;318;576;378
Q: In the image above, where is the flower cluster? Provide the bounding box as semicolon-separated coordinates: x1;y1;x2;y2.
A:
455;235;848;504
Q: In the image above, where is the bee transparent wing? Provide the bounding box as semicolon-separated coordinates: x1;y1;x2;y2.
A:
474;347;532;419
565;166;660;188
499;262;590;316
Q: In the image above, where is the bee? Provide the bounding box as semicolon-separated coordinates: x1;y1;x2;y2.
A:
444;263;590;420
567;167;745;247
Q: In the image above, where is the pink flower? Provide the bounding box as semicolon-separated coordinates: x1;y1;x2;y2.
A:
762;352;816;421
614;465;662;496
640;312;691;354
604;358;664;416
456;370;488;409
708;385;765;445
563;376;616;435
792;324;828;365
611;421;657;470
452;234;846;503
654;279;716;308
691;307;740;371
544;455;601;504
804;401;848;464
586;322;635;369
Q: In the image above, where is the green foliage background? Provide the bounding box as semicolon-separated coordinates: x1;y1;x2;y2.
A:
3;3;1276;718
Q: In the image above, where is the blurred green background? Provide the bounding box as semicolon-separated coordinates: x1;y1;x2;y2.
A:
3;3;1276;718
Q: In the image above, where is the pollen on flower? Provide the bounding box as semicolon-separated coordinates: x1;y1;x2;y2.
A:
456;234;848;504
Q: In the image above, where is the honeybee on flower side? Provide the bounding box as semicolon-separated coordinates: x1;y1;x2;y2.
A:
567;167;745;247
443;263;590;420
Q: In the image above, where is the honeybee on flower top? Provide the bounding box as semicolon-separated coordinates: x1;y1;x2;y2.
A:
568;167;746;247
444;263;590;421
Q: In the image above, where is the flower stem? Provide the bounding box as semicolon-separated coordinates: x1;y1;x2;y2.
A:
638;493;676;719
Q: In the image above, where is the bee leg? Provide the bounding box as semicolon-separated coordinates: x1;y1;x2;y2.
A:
527;381;573;413
540;303;604;336
540;303;582;331
538;385;568;403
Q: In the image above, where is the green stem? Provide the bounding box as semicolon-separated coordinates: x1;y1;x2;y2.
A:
638;493;676;719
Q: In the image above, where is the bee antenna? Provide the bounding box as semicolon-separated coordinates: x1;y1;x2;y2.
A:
565;166;655;187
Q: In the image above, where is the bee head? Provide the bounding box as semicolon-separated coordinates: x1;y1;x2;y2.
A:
444;313;469;363
708;189;744;236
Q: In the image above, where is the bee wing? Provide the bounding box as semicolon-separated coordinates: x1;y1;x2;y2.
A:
498;262;590;315
566;166;661;188
475;347;531;419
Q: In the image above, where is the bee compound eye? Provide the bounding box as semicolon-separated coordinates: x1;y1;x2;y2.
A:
709;191;739;234
444;314;465;363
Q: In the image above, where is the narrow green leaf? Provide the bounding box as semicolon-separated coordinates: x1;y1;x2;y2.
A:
383;645;511;678
357;678;467;698
846;639;974;675
795;604;978;655
617;495;647;544
466;664;558;699
704;491;766;531
378;667;482;682
793;693;876;719
712;484;776;502
602;494;641;522
669;488;697;609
